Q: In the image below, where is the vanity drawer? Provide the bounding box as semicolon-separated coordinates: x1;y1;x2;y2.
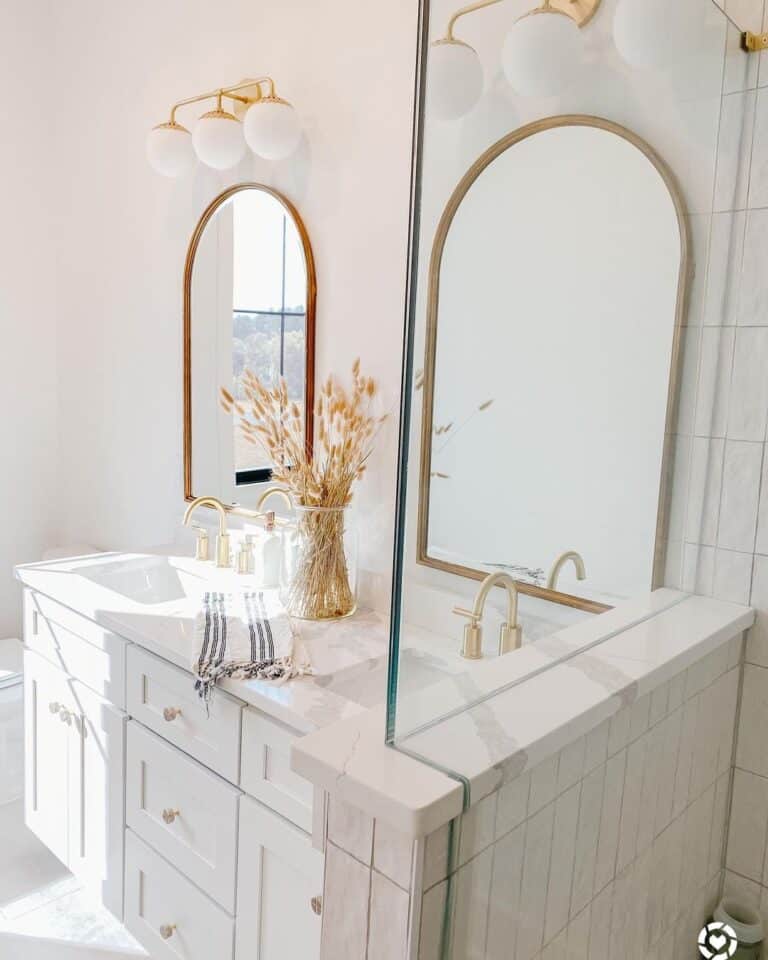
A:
126;721;240;913
24;590;127;710
241;709;313;833
126;645;242;783
125;830;235;960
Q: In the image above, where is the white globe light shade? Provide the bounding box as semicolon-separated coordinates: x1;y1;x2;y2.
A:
613;0;698;70
502;9;583;97
146;122;195;177
244;99;302;160
192;110;246;170
428;40;484;121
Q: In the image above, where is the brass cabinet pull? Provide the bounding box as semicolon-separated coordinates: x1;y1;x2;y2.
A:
163;707;182;722
162;808;180;824
311;896;322;916
159;923;176;940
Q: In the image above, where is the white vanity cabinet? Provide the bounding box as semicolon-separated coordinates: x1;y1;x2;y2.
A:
22;588;324;960
236;795;324;959
24;648;126;917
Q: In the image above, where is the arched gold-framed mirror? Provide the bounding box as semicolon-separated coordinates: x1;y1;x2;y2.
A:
183;183;316;512
417;116;690;613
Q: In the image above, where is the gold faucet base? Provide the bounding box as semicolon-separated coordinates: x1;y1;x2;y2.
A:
499;623;522;656
215;533;231;568
460;623;483;659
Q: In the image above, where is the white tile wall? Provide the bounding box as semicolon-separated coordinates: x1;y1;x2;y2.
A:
661;13;768;938
414;651;741;959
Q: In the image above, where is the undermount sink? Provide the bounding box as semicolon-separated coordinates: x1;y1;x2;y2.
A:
77;555;208;605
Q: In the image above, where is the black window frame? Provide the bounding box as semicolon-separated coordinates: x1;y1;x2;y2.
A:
233;214;307;487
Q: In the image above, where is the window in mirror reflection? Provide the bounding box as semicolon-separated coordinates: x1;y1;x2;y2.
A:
232;192;307;483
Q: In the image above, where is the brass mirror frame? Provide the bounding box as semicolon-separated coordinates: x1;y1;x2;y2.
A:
417;115;690;614
183;183;317;512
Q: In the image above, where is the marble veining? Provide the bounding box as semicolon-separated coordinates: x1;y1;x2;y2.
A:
294;593;753;835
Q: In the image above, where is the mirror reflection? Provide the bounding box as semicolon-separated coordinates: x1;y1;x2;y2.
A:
418;119;686;608
186;185;315;509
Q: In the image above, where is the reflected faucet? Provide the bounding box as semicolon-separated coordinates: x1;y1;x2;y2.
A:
452;572;522;660
256;486;294;513
183;496;231;568
546;551;587;591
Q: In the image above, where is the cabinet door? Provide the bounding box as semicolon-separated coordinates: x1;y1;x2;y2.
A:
24;649;73;866
235;796;323;960
68;680;126;919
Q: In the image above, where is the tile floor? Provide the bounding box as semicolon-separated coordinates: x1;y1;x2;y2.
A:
0;799;144;959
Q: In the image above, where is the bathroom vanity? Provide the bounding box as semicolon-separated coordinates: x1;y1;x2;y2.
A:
15;551;390;960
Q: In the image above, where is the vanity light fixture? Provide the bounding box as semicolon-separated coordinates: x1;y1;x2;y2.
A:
429;0;601;117
430;0;768;120
147;77;302;177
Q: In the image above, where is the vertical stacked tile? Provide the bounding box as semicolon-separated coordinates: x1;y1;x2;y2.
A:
321;796;419;960
415;642;741;959
659;0;768;936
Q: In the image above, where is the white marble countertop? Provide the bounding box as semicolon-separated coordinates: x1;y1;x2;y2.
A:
15;551;395;734
292;590;754;835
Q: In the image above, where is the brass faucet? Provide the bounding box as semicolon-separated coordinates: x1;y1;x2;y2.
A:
452;572;522;660
546;550;587;591
256;486;294;512
183;496;231;568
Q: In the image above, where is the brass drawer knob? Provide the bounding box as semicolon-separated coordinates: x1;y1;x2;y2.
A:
311;896;322;916
163;707;182;722
162;808;180;824
159;923;176;940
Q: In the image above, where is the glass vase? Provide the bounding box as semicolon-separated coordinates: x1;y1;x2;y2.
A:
281;505;358;620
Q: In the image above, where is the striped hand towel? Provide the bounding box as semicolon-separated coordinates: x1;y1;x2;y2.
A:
193;590;307;702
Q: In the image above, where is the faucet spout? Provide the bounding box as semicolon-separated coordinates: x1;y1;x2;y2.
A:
183;496;230;567
452;571;522;659
546;551;587;591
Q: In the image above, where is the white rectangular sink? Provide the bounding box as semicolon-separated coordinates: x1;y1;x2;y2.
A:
77;555;209;605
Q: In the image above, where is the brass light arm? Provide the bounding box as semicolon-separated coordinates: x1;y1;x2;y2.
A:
441;0;504;42
168;76;277;124
438;0;766;51
439;0;600;41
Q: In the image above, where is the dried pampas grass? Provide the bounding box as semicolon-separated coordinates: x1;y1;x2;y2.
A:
221;361;385;619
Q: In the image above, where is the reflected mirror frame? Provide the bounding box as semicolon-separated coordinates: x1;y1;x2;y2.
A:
183;182;317;513
417;115;691;614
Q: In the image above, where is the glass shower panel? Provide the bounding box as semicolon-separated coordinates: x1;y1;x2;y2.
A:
387;0;730;789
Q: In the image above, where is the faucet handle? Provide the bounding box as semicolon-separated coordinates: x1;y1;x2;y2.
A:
452;606;480;622
453;607;483;660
